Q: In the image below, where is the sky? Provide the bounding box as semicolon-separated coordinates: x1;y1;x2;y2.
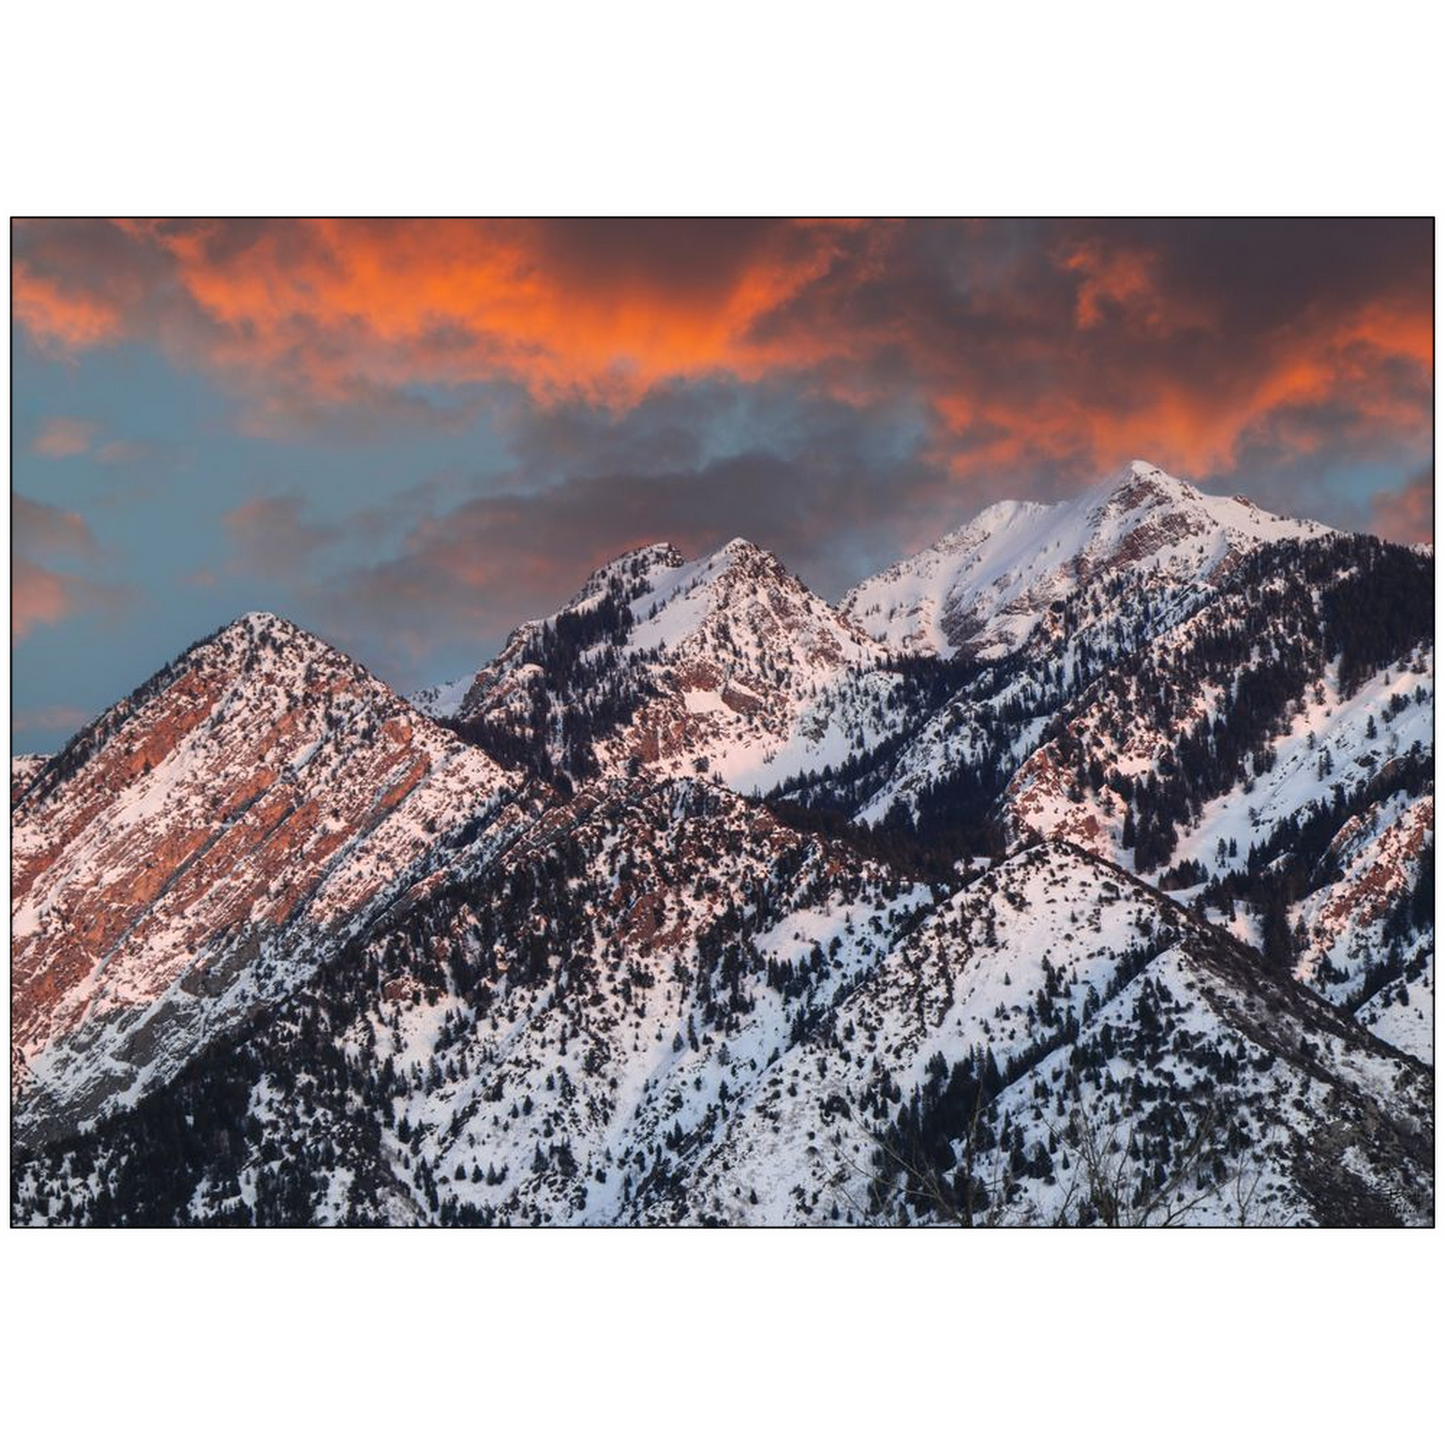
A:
10;217;1434;753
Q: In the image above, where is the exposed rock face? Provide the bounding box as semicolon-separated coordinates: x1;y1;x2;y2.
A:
1298;793;1435;1062
12;612;530;1145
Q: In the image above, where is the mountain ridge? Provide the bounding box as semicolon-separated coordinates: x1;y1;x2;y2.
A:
11;461;1433;1225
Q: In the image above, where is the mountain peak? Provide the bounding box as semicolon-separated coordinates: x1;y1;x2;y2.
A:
215;609;303;643
1095;459;1200;509
846;460;1333;659
13;606;522;1143
578;537;778;590
1124;457;1171;481
602;542;686;574
701;535;791;583
556;543;686;615
209;610;337;664
236;608;287;628
444;520;884;794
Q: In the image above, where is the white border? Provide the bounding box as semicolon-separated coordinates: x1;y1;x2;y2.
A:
3;3;1440;1438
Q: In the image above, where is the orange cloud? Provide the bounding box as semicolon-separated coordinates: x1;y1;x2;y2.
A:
13;259;123;350
12;496;124;640
1371;472;1433;546
134;218;858;417
930;275;1433;483
10;220;881;427
10;560;128;642
10;219;1433;490
12;558;75;640
1056;239;1207;336
32;415;98;457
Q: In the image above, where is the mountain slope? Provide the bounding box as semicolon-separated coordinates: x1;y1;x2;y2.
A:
779;463;1339;840
982;532;1434;1058
14;838;1428;1226
662;843;1432;1225
11;775;939;1224
11;753;50;802
11;612;532;1145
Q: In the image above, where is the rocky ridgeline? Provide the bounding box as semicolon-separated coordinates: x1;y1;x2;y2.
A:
10;463;1434;1224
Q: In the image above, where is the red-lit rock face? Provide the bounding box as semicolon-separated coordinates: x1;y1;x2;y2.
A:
12;612;527;1143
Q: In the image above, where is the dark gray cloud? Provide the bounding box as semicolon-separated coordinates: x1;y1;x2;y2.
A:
223;495;340;579
11;218;1433;705
318;436;949;683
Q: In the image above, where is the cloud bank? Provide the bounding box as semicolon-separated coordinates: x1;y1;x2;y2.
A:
11;218;1433;695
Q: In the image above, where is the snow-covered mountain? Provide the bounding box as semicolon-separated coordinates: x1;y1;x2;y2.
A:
10;462;1433;1226
843;460;1332;659
985;530;1434;1057
670;841;1431;1226
15;836;1429;1225
439;537;897;795
12;613;535;1146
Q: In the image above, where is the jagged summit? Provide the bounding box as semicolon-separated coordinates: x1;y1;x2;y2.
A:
413;533;850;725
844;460;1333;658
587;533;792;616
213;610;330;654
435;532;885;793
1084;459;1329;543
1118;456;1192;486
714;535;778;565
234;608;287;628
213;610;359;664
566;542;686;607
